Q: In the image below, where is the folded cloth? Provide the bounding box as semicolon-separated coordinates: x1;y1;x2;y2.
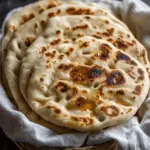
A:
1;0;150;150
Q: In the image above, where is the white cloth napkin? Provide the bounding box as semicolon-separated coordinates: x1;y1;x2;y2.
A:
1;0;150;149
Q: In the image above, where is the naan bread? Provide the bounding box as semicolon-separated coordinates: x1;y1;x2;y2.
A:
2;0;76;133
2;0;62;100
3;2;125;132
3;1;120;98
26;36;149;131
2;0;150;131
18;15;149;100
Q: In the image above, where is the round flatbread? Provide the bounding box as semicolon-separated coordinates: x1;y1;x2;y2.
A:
19;15;150;100
26;36;149;131
2;0;84;99
2;0;75;133
4;2;121;99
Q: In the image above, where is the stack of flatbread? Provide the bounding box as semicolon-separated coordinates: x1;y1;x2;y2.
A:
2;0;150;132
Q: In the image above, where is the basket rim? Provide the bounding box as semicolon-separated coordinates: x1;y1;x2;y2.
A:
14;140;118;150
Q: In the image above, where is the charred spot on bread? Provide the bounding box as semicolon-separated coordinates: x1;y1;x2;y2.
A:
48;12;55;18
100;105;119;117
66;7;95;15
95;44;111;60
79;41;90;48
88;66;104;78
58;64;73;71
116;51;130;62
107;71;126;86
25;36;35;47
71;116;93;125
132;85;142;95
138;68;144;80
114;38;129;50
50;38;61;45
55;82;69;92
72;24;88;31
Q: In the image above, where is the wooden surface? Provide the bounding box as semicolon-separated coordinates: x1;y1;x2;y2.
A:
15;140;118;150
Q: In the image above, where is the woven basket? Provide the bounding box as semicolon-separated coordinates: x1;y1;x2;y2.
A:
15;140;118;150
